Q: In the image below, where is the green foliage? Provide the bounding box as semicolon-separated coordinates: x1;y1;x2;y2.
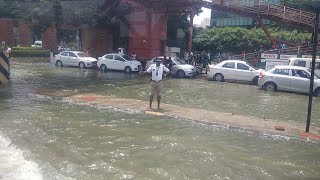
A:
0;0;23;18
12;47;43;50
193;27;311;54
11;49;50;57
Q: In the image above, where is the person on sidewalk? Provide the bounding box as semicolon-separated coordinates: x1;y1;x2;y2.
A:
139;59;170;109
6;46;12;58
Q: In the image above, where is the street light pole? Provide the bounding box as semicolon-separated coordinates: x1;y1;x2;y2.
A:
306;0;320;133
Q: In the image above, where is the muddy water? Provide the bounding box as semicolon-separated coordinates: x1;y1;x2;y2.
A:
0;62;319;179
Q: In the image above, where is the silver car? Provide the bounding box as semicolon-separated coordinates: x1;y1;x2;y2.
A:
146;56;196;78
54;51;97;69
258;66;320;96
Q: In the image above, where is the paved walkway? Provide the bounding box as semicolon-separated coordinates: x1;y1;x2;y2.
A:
61;93;320;141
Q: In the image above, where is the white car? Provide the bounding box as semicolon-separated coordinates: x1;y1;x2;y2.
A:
54;51;97;68
31;40;42;48
208;60;262;84
146;56;196;78
97;54;142;73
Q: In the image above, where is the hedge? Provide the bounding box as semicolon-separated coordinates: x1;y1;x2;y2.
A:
11;49;50;57
12;47;43;51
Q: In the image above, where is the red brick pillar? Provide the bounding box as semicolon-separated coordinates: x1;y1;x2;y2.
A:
42;27;57;50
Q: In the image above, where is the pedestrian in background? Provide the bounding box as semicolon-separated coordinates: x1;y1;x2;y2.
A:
132;52;137;60
86;48;91;56
188;52;194;65
6;46;12;58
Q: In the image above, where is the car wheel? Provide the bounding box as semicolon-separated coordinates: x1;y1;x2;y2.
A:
264;82;277;92
176;70;185;78
314;88;320;97
124;66;131;73
252;76;259;85
214;73;224;82
100;64;107;72
79;62;85;69
56;60;63;67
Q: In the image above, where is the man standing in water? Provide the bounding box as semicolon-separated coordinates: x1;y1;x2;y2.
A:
140;59;170;109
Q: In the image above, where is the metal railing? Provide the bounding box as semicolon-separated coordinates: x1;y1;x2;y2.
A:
200;0;315;28
228;44;320;65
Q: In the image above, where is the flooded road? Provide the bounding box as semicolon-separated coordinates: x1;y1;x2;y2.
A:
0;61;319;179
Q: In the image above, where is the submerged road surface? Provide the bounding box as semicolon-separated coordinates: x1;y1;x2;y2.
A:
0;61;319;179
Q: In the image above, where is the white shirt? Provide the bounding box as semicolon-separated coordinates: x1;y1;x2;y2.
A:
147;64;170;81
6;47;12;53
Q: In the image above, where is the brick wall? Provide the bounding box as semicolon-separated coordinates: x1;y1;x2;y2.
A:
126;1;168;61
18;21;32;46
42;27;57;50
0;19;14;47
81;26;111;58
0;18;58;49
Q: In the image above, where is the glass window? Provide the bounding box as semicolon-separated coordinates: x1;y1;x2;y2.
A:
309;62;320;69
61;52;68;56
168;60;175;66
114;55;123;61
122;55;131;61
222;62;235;69
237;63;250;70
105;55;113;59
294;60;306;67
273;69;289;75
77;52;89;57
292;70;310;79
69;52;77;57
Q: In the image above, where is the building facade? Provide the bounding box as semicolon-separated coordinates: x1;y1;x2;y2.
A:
0;0;196;61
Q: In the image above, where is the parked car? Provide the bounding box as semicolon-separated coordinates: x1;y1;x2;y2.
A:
288;58;320;68
208;60;261;84
31;40;42;48
97;53;142;73
146;56;196;78
258;66;320;96
54;51;97;69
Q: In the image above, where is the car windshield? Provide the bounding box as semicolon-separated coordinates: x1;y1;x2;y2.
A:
77;52;89;57
122;55;132;61
172;58;185;65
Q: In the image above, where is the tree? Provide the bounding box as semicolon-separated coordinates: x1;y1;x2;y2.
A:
0;0;23;18
193;27;311;55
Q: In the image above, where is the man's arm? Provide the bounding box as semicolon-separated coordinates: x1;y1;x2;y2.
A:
163;65;170;74
139;65;153;75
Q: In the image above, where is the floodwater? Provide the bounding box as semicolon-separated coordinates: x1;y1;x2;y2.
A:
0;61;319;179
